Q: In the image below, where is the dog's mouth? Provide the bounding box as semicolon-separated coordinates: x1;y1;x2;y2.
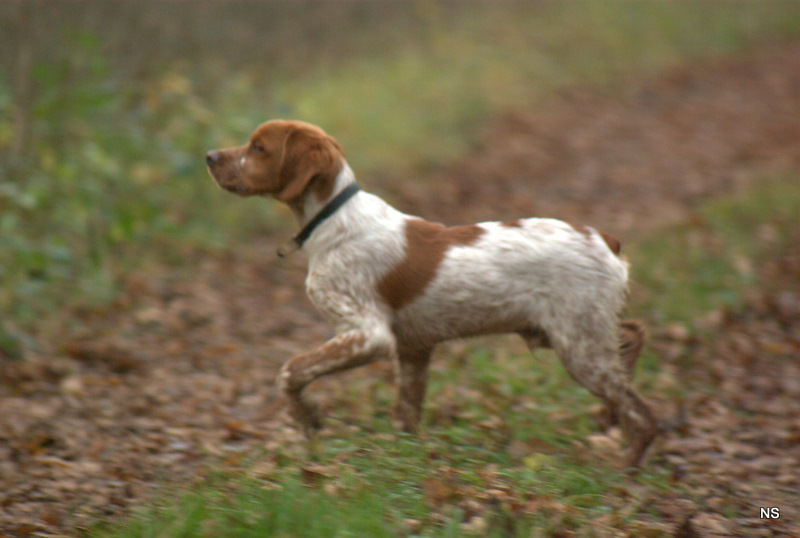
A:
217;180;253;196
207;168;253;196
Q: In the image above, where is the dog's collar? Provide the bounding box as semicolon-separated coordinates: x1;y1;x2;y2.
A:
277;182;361;257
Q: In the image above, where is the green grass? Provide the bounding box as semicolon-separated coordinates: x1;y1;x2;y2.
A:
630;175;800;327
96;343;669;537
98;432;645;537
2;2;800;329
105;475;398;538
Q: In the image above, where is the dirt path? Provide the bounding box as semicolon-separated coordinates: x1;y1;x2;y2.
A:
399;41;800;236
1;41;799;535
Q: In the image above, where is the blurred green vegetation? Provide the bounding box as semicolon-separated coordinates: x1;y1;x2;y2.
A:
2;1;800;328
631;174;800;326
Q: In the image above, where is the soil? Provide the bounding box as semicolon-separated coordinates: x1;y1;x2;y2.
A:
1;41;799;536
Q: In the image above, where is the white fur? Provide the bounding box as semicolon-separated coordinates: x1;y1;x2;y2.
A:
394;219;628;349
287;159;628;361
303;163;409;333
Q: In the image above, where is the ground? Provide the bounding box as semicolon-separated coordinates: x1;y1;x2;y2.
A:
1;41;799;536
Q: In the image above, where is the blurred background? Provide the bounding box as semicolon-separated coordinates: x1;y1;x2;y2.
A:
1;2;800;535
2;1;799;325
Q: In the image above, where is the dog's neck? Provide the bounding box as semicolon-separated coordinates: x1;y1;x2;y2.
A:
286;161;356;229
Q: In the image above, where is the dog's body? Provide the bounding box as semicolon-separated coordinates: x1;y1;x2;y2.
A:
207;120;657;466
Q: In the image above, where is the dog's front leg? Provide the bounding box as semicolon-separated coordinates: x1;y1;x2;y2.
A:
277;326;396;436
394;345;433;433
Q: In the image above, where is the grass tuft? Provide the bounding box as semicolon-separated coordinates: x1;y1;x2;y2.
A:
630;175;800;326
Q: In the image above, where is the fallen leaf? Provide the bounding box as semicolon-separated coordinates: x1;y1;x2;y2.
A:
522;453;554;472
423;477;457;506
691;512;732;535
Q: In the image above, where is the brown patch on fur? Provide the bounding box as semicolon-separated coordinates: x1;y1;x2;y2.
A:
502;219;522;227
569;222;592;239
599;231;621;256
569;222;622;256
378;219;485;310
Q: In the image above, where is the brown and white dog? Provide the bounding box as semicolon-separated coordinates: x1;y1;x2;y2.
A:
206;119;658;466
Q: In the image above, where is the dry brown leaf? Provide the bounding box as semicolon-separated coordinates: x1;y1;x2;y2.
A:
691;512;733;535
423;477;457;506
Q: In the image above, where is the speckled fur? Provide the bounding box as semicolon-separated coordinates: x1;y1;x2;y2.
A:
207;120;658;467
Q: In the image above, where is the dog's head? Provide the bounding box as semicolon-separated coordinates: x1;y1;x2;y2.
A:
206;120;344;203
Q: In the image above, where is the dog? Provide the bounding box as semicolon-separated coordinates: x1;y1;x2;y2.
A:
206;119;658;466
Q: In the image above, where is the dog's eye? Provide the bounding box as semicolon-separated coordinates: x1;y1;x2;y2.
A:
251;143;265;154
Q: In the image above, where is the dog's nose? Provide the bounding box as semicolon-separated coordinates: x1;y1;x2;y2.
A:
206;150;220;167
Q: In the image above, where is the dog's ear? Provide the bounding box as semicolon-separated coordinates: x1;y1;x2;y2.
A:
276;129;342;203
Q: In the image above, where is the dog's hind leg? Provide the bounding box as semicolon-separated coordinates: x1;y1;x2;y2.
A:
549;320;658;467
519;320;646;379
519;319;648;429
618;319;646;381
522;311;657;467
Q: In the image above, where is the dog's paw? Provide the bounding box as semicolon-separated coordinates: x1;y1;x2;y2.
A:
288;398;324;437
591;403;618;430
621;422;661;469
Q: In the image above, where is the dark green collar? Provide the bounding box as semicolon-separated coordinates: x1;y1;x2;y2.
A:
277;182;361;257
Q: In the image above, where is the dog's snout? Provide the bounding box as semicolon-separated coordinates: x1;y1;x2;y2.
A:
206;150;221;167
